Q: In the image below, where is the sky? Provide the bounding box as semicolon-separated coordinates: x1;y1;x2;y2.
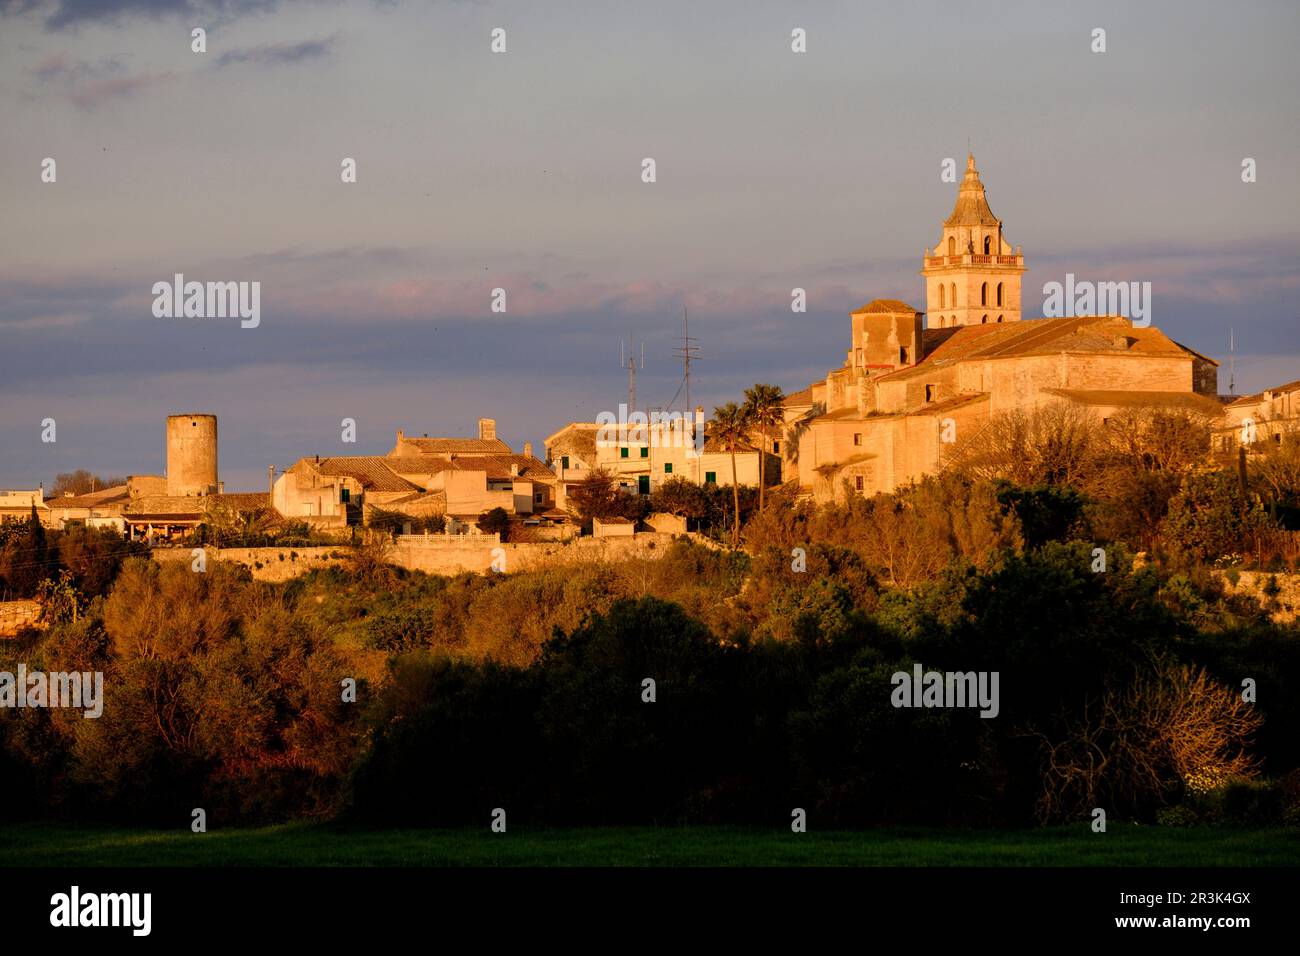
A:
1;0;1297;490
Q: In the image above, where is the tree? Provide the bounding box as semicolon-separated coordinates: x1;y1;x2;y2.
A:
476;507;511;541
711;402;750;548
743;383;785;513
649;476;708;522
565;468;626;528
1160;470;1275;564
50;470;126;498
948;402;1100;487
35;569;84;625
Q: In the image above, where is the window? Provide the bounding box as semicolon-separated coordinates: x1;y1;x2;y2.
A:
561;455;570;469
640;446;649;458
947;236;955;255
996;282;1004;307
705;471;716;484
983;235;991;254
997;314;1003;323
938;284;945;309
772;440;780;454
900;346;910;364
982;314;988;324
340;488;350;503
853;433;862;446
925;384;936;402
981;282;988;306
534;492;543;503
638;475;650;495
855;476;864;491
950;282;956;307
664;463;673;474
620;447;629;459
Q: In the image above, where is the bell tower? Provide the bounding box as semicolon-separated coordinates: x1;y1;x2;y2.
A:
921;154;1026;328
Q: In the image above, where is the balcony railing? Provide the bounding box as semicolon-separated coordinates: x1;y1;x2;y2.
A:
925;254;1023;268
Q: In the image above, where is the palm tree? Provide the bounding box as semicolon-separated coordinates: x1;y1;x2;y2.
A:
710;402;750;548
743;383;786;513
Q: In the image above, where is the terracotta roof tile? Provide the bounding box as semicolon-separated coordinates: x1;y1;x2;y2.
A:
397;437;511;455
316;457;423;493
854;299;918;314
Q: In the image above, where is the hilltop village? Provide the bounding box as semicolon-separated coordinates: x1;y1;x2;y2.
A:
3;157;1297;542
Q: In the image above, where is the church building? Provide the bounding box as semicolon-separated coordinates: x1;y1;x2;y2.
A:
783;155;1220;500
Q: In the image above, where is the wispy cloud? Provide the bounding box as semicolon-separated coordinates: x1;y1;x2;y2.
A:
24;50;173;109
2;0;281;32
68;69;175;108
214;35;336;67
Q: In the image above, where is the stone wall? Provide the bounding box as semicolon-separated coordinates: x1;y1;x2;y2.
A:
1215;571;1300;624
150;534;709;581
0;600;43;636
154;546;348;581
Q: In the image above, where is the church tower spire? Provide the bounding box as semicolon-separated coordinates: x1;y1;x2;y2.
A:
921;154;1026;328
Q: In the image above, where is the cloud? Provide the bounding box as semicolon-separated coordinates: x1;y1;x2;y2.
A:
68;69;175;108
1;0;279;31
214;35;335;67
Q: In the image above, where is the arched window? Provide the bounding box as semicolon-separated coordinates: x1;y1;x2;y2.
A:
950;283;956;307
997;314;1003;324
983;235;991;255
981;282;988;306
938;284;945;308
947;237;956;256
996;282;1004;306
981;315;988;324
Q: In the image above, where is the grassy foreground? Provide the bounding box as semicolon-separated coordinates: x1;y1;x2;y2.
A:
1;822;1297;867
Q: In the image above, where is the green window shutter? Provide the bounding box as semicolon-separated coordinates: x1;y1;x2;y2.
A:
561;455;570;469
640;447;648;458
637;475;650;495
620;447;629;459
705;471;716;484
664;463;672;474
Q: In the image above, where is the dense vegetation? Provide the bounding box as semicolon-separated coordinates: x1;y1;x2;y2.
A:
2;404;1297;832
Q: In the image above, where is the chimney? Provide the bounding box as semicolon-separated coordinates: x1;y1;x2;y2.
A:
315;454;319;464
510;463;519;477
523;441;533;458
479;417;497;441
268;464;275;498
397;429;404;442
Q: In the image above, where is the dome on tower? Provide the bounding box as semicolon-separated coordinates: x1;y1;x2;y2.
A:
944;153;1001;228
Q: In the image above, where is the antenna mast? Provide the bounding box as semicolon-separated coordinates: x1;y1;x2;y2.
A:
621;335;643;412
673;306;702;415
1229;327;1236;396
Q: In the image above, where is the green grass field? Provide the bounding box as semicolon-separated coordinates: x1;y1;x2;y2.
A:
2;822;1296;866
